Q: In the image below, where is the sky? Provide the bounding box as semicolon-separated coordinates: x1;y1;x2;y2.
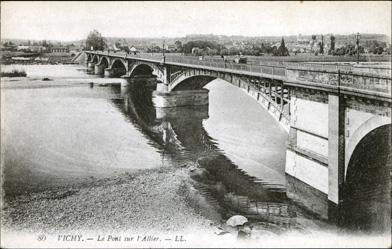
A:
1;1;391;41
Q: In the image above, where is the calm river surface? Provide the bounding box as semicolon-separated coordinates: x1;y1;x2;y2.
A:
2;65;287;193
2;64;331;233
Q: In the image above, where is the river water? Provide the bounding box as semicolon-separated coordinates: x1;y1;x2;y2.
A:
0;64;357;234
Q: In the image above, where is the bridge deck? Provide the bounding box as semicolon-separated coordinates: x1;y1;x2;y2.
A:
87;51;392;101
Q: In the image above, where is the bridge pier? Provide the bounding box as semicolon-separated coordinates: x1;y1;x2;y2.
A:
153;65;210;108
285;88;330;219
156;83;169;92
327;93;346;222
87;62;95;72
122;76;157;88
94;64;105;75
104;68;113;78
152;89;209;108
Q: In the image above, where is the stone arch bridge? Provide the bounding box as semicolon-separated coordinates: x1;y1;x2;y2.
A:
86;51;391;229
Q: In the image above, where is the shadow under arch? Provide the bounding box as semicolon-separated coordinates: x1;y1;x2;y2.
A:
340;124;391;234
171;75;216;91
97;56;110;69
86;53;92;62
91;55;99;63
110;59;127;77
97;56;109;68
130;64;155;78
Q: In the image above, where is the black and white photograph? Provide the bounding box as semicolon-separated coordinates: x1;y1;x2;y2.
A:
0;1;391;248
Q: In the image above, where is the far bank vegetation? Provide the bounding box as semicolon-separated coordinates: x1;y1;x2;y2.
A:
1;69;27;77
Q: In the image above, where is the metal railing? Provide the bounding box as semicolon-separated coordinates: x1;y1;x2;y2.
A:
88;51;287;78
86;51;392;97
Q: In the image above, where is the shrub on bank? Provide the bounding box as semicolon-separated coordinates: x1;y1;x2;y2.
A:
1;69;27;77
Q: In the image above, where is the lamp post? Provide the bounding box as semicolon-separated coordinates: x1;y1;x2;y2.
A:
162;39;165;57
356;32;361;64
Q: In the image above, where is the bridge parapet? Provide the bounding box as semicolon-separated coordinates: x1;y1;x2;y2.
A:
286;68;392;97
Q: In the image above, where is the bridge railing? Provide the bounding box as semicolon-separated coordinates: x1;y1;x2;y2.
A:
339;72;392;94
286;62;391;77
286;68;392;95
165;56;287;77
89;51;286;78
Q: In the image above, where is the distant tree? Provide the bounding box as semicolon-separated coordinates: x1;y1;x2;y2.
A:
368;40;386;54
319;35;324;54
228;46;240;55
271;46;278;56
275;38;289;56
174;40;183;52
182;40;220;54
310;35;317;51
333;46;346;56
122;46;130;53
332;44;364;56
147;46;162;53
220;48;229;56
259;43;275;54
86;29;107;51
329;35;336;54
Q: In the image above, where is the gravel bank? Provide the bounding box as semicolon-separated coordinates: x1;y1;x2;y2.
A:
1;164;221;234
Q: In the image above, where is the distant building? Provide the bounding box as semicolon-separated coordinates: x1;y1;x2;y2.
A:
51;46;69;53
34;57;49;62
11;57;33;61
129;46;139;55
29;45;46;53
17;45;30;51
167;45;176;52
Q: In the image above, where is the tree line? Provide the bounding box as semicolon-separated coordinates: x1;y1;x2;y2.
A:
176;38;289;56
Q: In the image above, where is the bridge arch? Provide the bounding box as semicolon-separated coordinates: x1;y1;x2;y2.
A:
86;53;93;62
91;55;99;63
130;64;154;77
97;56;110;68
170;75;217;91
345;115;391;178
128;62;164;81
168;69;290;131
109;58;127;70
341;123;391;233
109;58;128;77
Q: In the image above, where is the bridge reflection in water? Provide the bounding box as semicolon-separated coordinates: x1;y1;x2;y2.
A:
101;73;391;234
105;81;329;233
98;73;391;235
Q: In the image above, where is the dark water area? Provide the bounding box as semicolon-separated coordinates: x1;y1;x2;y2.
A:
2;65;390;235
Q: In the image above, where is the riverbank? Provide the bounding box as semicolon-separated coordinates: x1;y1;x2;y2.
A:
1;51;74;65
1;163;222;234
2;164;390;248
